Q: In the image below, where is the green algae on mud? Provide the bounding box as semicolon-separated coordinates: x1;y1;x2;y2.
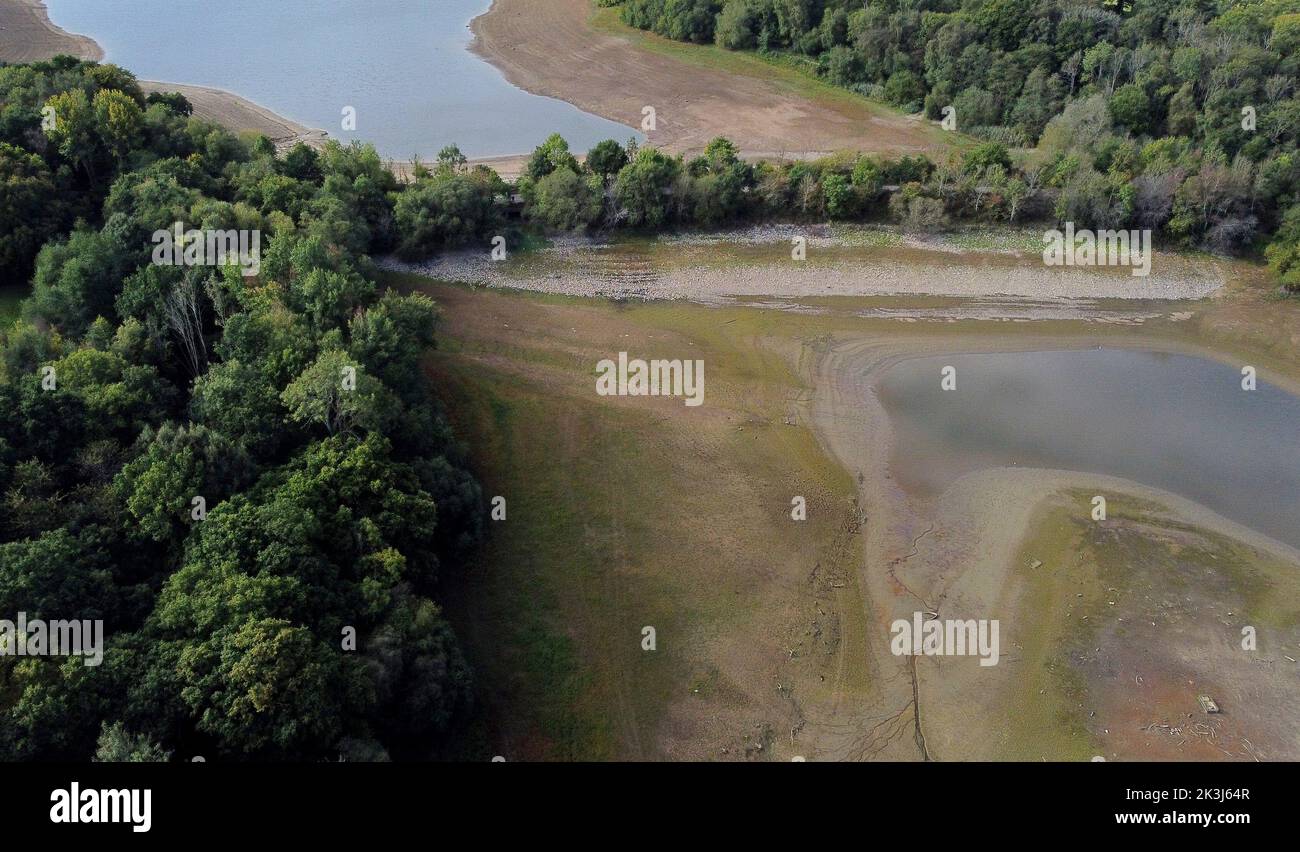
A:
990;490;1300;761
407;275;868;760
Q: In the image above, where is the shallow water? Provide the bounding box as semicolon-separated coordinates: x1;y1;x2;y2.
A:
876;348;1300;549
46;0;640;158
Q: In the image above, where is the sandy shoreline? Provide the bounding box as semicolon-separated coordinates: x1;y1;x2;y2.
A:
468;0;948;159
0;0;100;62
140;80;328;150
0;0;531;174
0;0;330;150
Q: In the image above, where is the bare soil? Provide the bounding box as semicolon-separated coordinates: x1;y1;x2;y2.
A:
470;0;951;158
140;81;328;150
0;0;101;63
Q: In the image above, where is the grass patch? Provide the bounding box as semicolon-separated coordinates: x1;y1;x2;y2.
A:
994;501;1103;761
941;227;1045;253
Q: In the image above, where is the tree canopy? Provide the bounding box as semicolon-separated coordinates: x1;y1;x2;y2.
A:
0;58;483;761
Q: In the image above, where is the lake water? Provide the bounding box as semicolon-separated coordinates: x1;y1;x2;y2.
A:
45;0;640;158
876;349;1300;549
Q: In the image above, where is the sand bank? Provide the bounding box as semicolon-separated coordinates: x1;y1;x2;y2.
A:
0;0;100;62
470;0;950;158
139;81;328;151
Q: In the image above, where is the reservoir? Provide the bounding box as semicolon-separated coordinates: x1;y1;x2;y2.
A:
44;0;641;158
876;348;1300;550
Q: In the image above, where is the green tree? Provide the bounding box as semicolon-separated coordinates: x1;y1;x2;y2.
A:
822;171;857;219
586;139;629;181
92;89;144;167
94;722;172;762
113;423;253;543
614;147;680;228
393;171;501;259
0;142;66;279
1109;83;1151;135
1265;204;1300;291
715;0;759;49
525;132;580;180
44;88;100;182
174;618;355;758
281;349;394;437
190;359;285;459
530;168;601;231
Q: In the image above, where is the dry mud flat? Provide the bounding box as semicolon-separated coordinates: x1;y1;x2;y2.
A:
470;0;947;158
805;334;1300;761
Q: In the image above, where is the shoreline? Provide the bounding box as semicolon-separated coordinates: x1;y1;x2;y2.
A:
140;80;329;151
805;327;1300;759
0;0;330;150
0;0;536;175
380;225;1233;303
7;0;951;173
468;0;950;159
0;0;101;63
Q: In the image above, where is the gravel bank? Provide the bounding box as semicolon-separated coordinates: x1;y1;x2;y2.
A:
380;227;1228;302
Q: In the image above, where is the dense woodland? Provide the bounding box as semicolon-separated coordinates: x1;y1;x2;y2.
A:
0;58;482;761
609;0;1300;286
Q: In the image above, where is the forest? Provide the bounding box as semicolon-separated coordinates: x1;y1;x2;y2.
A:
0;57;482;761
609;0;1300;285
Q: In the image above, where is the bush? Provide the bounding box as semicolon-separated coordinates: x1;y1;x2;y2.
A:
529;169;602;231
393;171;502;259
883;70;926;109
889;185;949;232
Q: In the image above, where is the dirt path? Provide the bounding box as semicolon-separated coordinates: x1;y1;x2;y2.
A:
470;0;950;158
